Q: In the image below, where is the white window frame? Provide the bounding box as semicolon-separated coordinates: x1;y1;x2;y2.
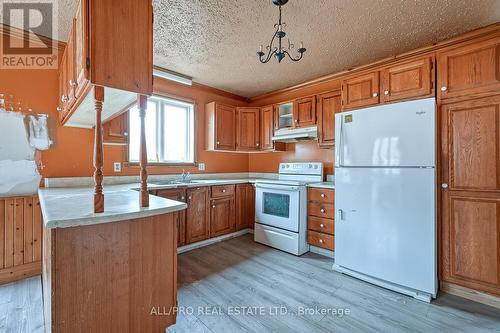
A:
128;96;195;165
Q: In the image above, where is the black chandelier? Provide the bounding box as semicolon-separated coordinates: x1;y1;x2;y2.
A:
257;0;306;63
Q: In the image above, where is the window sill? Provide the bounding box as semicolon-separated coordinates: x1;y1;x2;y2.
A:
125;162;197;167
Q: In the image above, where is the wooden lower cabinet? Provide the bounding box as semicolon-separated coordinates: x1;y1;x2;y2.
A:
307;188;335;251
155;188;187;247
186;187;210;244
440;95;500;296
235;184;256;230
0;196;42;285
155;183;256;247
210;197;235;237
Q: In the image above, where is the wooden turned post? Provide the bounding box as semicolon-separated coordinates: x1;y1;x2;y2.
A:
93;86;105;213
138;94;149;207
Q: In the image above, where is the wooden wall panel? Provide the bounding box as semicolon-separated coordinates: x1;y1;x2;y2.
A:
0;199;4;269
0;195;43;285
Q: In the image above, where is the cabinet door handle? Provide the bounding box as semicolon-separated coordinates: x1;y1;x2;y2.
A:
320;223;325;228
441;183;449;189
384;90;390;95
61;95;68;102
441;86;447;92
181;196;185;200
320;208;326;213
188;196;192;200
216;140;220;146
320;193;325;198
222;189;226;193
372;92;378;97
256;143;260;147
212;205;216;208
319;239;324;243
56;107;62;112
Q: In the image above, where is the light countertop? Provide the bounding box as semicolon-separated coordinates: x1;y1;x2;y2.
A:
39;178;262;229
39;185;187;229
307;182;335;189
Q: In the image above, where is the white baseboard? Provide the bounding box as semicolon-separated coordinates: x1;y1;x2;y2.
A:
177;229;252;254
309;245;335;258
440;282;500;309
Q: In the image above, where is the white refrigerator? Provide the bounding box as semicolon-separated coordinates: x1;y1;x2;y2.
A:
333;98;437;302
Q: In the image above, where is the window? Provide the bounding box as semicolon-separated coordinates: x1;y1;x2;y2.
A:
129;96;195;164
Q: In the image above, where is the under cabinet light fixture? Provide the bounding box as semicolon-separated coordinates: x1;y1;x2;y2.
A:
153;66;193;86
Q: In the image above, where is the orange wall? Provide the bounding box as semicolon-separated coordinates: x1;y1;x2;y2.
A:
248;79;341;177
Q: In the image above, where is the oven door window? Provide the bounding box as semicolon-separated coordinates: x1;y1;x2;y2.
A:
263;192;290;218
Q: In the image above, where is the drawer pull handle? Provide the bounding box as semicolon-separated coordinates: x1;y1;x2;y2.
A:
319;239;324;243
222;189;226;193
320;208;326;213
320;223;325;228
320;193;325;198
441;86;447;92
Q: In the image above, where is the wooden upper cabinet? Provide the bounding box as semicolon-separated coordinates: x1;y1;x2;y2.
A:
206;102;237;151
89;0;153;94
341;72;380;110
293;96;317;127
260;105;274;150
59;0;153;127
186;187;210;244
73;0;88;100
58;48;68;121
103;113;129;145
437;36;500;100
65;20;77;108
317;91;341;148
210;197;235;237
381;57;434;103
236;107;260;151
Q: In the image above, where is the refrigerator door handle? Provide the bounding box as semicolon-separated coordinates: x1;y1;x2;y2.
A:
337;116;344;167
338;209;344;221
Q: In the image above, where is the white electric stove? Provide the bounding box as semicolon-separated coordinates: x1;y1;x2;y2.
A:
254;162;323;255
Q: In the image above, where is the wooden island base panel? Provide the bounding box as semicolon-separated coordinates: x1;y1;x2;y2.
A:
43;213;178;333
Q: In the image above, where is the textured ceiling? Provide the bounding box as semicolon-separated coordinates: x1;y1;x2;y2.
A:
50;0;500;97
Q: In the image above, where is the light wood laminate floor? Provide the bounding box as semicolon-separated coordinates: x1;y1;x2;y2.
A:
169;234;500;333
1;235;499;332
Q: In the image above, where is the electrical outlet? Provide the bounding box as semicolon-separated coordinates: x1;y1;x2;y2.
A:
114;162;121;172
198;163;206;171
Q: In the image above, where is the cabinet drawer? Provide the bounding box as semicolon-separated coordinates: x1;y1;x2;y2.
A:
307;230;334;250
211;185;235;198
308;188;334;203
308;202;335;219
308;216;334;235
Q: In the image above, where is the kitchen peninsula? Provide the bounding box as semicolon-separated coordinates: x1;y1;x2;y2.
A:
39;186;186;332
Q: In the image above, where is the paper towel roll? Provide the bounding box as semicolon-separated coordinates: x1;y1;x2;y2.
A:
0;160;41;197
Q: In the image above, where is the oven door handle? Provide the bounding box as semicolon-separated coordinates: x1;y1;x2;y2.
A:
255;184;301;192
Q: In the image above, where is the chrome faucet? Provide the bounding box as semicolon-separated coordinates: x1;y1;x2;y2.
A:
179;169;191;183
